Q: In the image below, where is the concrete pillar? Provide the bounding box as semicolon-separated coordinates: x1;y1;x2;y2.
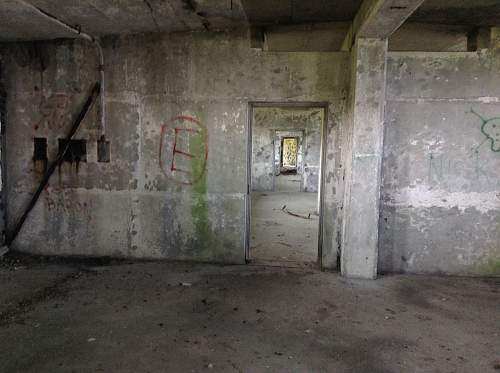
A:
491;27;500;50
341;38;387;279
0;61;5;246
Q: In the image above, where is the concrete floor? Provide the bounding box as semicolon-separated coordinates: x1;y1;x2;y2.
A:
250;192;319;264
0;254;499;373
275;174;302;192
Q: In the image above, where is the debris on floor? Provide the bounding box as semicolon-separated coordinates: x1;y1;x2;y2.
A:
281;205;311;219
0;246;9;258
0;260;498;372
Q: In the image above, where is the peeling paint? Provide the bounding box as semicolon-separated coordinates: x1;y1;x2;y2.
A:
388;185;500;214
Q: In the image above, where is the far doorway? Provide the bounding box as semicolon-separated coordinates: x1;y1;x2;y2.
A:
247;104;326;267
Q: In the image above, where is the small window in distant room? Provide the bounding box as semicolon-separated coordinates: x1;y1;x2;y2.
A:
281;137;298;171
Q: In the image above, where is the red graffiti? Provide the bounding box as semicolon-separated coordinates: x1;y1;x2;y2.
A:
44;183;92;213
34;93;72;130
159;116;208;185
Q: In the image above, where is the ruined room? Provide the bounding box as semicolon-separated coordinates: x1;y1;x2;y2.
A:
0;0;499;372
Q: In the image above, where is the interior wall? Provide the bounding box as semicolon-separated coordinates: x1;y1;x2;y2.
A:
379;50;500;276
0;60;5;243
389;23;469;52
251;107;323;193
0;30;348;267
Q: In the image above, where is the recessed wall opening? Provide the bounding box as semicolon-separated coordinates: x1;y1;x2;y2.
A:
33;137;47;161
33;137;48;174
97;136;110;163
58;139;87;163
247;104;326;267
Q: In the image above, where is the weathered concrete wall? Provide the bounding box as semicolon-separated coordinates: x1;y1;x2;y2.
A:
0;30;348;266
341;38;387;279
251;107;322;192
389;23;468;52
0;60;5;243
380;50;500;276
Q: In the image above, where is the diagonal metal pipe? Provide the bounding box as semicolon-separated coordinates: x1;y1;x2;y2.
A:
16;0;106;136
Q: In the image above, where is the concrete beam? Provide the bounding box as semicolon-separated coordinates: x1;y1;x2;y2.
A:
263;22;350;52
342;0;425;50
341;38;388;279
467;27;500;51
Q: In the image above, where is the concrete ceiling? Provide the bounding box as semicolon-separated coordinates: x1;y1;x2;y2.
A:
0;0;499;42
0;0;247;41
240;0;364;26
410;0;500;26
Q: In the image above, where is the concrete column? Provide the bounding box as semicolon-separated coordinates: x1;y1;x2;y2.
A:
491;27;500;50
341;38;387;279
0;63;5;247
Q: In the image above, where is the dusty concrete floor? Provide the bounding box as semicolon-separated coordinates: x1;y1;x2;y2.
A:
250;192;319;263
275;174;302;192
0;253;499;373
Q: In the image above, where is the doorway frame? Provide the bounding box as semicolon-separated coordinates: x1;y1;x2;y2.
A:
272;129;305;192
245;101;329;269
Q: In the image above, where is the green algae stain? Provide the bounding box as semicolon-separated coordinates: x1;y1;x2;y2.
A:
189;124;226;260
476;259;500;276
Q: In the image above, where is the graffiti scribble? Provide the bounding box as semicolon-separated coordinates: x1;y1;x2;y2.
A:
34;93;72;130
159;116;208;186
469;108;500;153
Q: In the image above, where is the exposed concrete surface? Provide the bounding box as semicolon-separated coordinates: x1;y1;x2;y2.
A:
263;22;351;52
380;49;500;276
0;0;247;41
341;38;387;279
342;0;425;50
410;0;500;27
250;192;318;263
0;256;499;372
241;0;363;26
356;0;425;39
274;174;302;192
252;107;323;193
0;31;347;269
389;23;469;52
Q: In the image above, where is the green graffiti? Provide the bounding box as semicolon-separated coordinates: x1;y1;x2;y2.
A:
469;108;500;153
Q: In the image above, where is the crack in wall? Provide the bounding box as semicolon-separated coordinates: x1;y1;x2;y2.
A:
181;0;210;31
143;0;160;30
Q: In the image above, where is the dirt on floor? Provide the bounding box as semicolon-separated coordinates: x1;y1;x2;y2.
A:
251;192;319;264
0;252;499;373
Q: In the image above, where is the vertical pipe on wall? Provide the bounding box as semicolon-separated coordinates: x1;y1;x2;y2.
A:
16;0;106;136
0;59;6;247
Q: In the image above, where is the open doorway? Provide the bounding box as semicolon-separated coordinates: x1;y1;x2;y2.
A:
247;104;326;267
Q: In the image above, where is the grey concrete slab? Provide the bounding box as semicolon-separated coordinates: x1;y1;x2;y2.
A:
250;191;319;263
341;38;387;279
0;259;499;372
0;31;347;269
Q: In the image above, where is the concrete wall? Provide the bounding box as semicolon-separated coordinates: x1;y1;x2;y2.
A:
389;23;469;52
0;61;4;243
0;30;348;267
251;107;323;192
379;50;500;276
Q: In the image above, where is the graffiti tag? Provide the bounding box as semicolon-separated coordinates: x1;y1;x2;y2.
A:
34;93;72;130
428;152;498;188
469;108;500;153
159;116;208;185
44;184;92;213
